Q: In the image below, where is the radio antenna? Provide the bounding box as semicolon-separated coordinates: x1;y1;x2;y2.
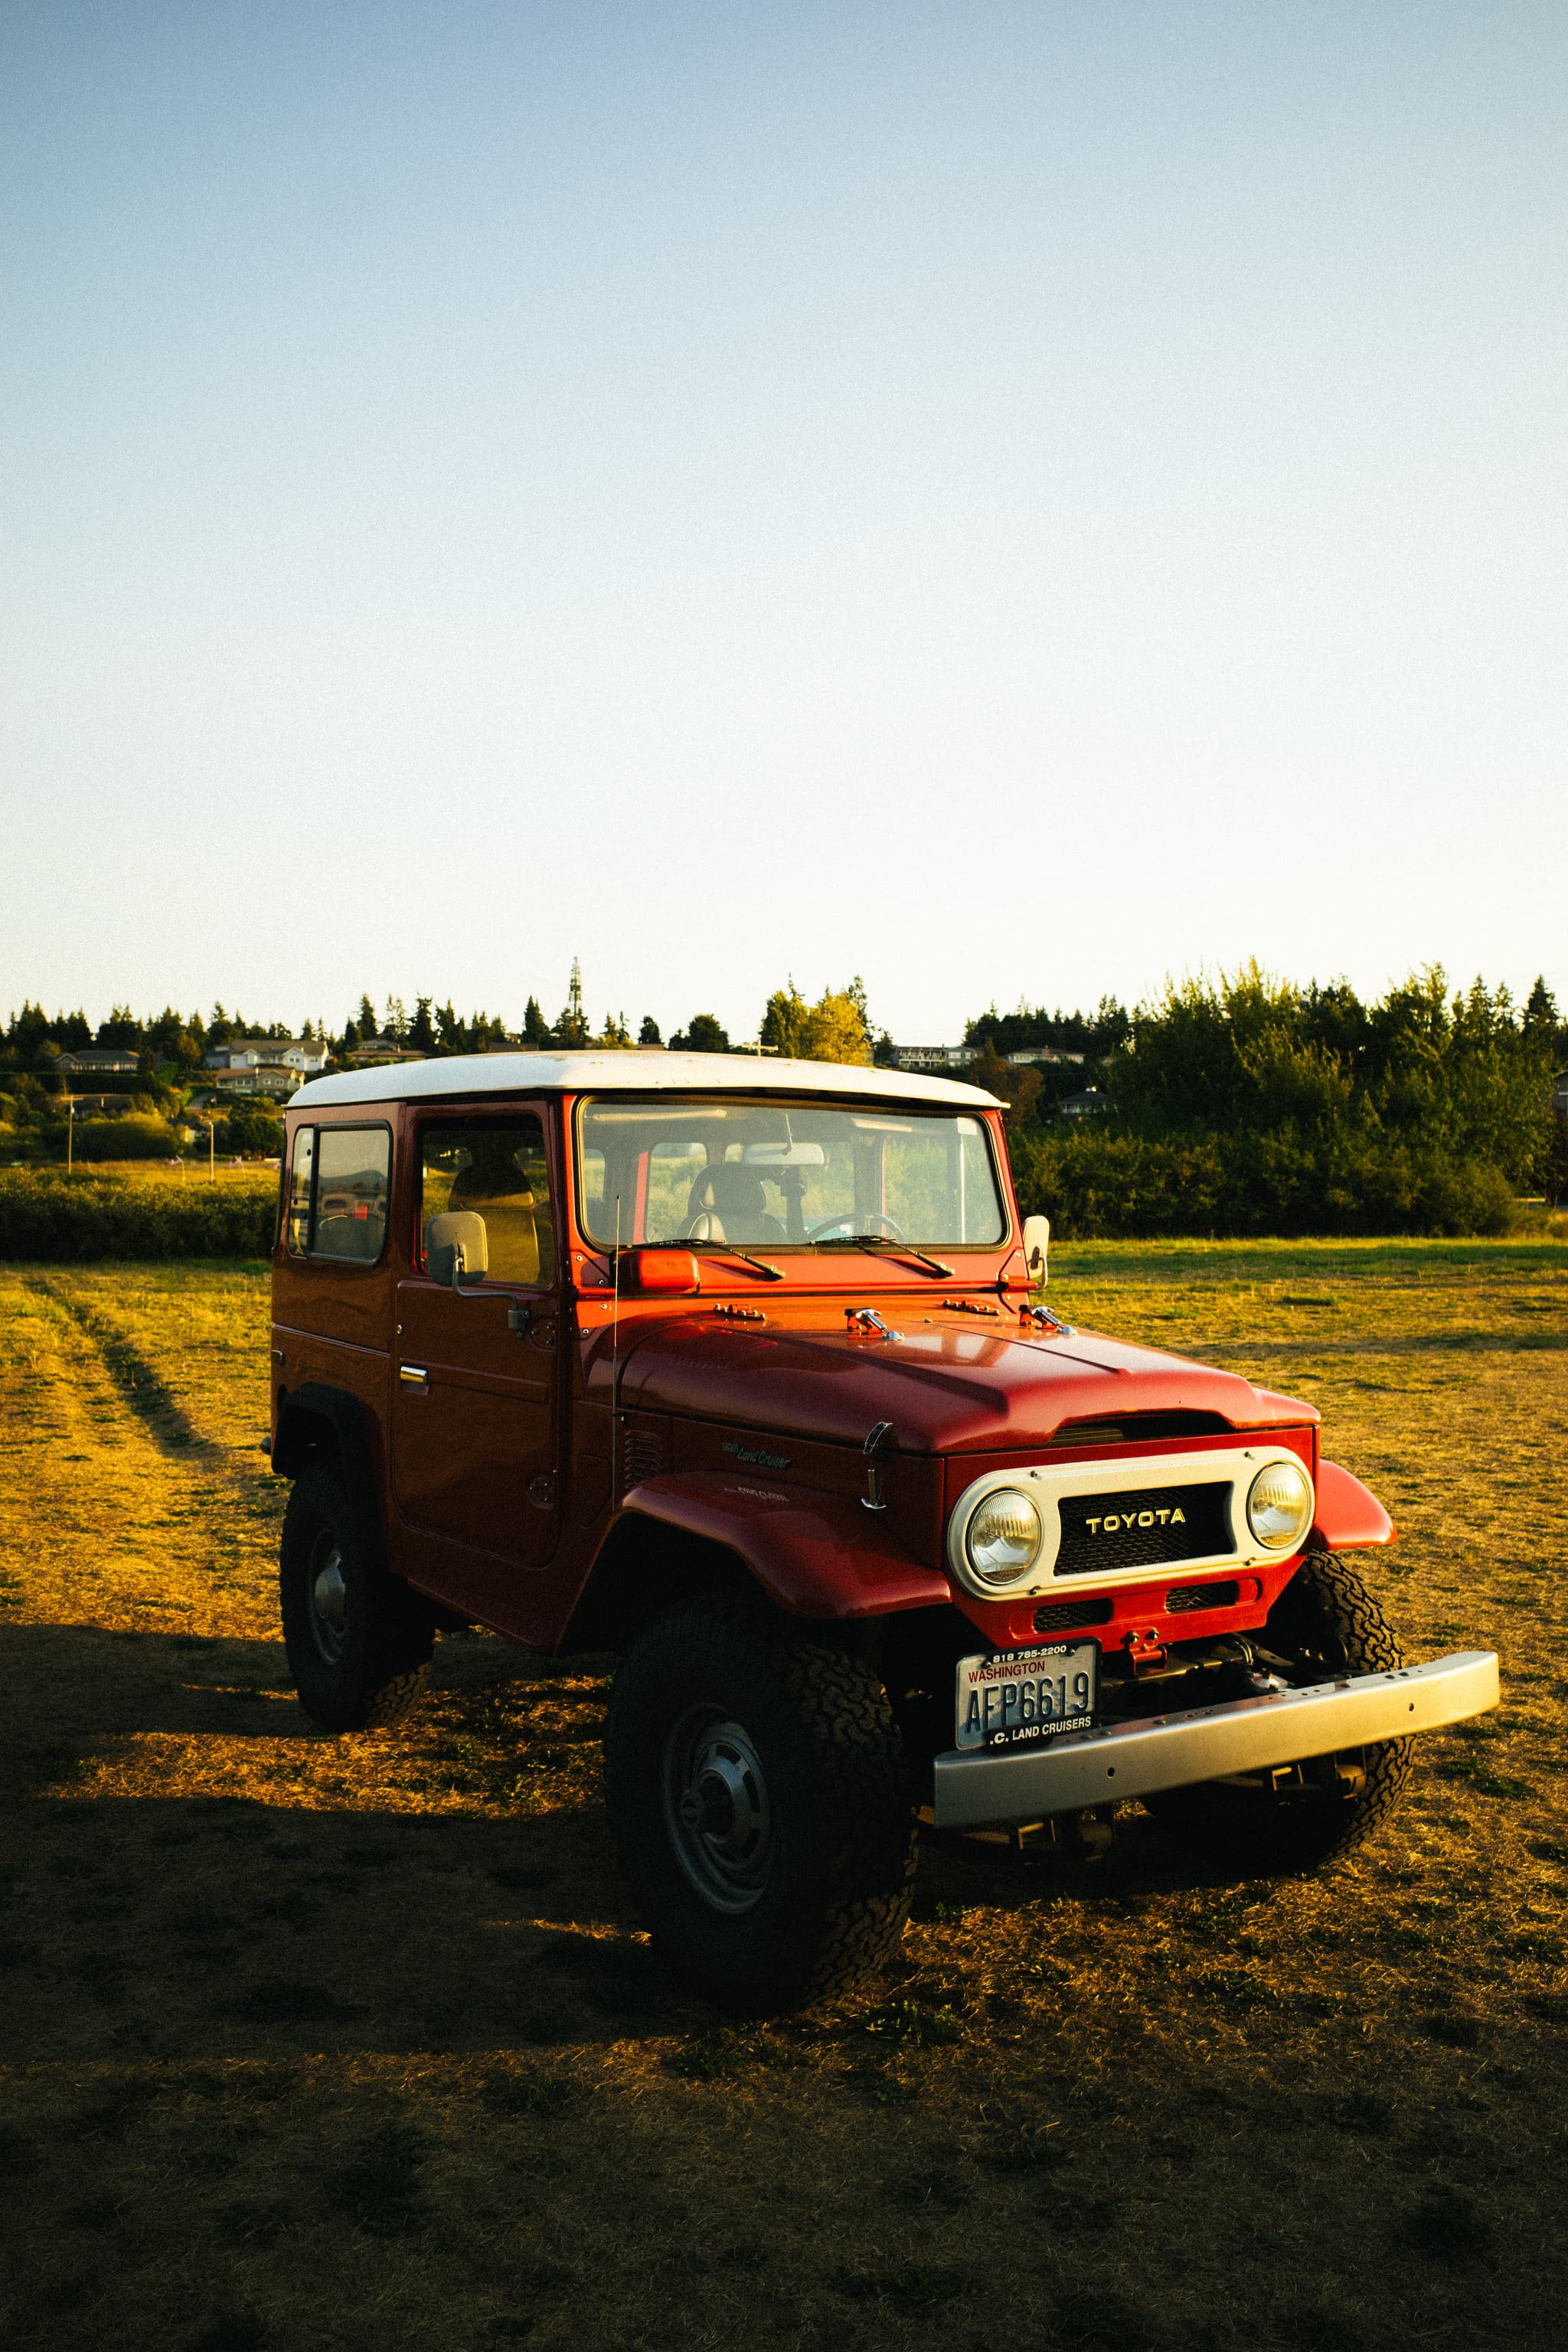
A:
610;1191;623;1492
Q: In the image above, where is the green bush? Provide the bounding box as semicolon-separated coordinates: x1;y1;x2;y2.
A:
62;1114;181;1161
0;1171;278;1260
1010;1127;1518;1240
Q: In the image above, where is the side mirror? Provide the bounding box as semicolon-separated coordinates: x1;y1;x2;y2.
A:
426;1210;488;1291
630;1247;701;1295
1022;1214;1050;1291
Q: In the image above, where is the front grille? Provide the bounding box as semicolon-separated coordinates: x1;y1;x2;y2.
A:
1033;1596;1114;1635
1167;1578;1241;1614
1054;1481;1231;1578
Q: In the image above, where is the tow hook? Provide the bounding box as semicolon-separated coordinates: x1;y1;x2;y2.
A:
1125;1627;1166;1674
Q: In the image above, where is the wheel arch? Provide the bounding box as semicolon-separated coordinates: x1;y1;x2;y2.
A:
1312;1458;1396;1551
564;1476;951;1655
563;1511;763;1653
273;1382;389;1578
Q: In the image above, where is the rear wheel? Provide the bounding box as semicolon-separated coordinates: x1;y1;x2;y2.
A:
606;1596;916;2014
279;1461;433;1731
1148;1552;1412;1873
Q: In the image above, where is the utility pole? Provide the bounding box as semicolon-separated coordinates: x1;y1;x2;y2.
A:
67;1096;74;1173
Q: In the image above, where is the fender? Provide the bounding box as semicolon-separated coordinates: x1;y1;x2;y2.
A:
1312;1458;1395;1551
599;1472;952;1622
271;1381;390;1577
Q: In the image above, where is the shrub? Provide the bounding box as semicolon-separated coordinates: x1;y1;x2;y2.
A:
63;1114;181;1162
1010;1128;1519;1240
0;1171;277;1260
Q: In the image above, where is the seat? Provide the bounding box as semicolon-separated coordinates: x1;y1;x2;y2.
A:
449;1156;548;1284
683;1163;786;1246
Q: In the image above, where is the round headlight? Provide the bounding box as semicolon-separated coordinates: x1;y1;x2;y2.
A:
965;1488;1044;1588
1246;1459;1314;1552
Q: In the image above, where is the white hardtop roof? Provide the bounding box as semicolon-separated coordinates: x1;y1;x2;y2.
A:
292;1050;1002;1113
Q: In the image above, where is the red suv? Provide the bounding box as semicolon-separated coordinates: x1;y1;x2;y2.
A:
270;1052;1497;2012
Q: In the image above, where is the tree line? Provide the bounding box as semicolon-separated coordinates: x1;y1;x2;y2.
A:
995;968;1567;1236
2;965;1563;1232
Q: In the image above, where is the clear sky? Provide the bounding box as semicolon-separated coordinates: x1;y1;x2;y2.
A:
3;3;1564;1043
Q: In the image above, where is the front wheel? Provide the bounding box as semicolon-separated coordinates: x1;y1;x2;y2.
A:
1148;1552;1413;1873
606;1598;916;2014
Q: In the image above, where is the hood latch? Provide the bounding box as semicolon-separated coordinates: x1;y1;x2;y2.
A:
862;1419;895;1512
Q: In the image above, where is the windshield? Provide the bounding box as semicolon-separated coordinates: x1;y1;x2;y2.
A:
577;1095;1006;1252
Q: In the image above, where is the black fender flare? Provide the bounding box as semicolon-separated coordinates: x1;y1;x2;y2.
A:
272;1382;389;1577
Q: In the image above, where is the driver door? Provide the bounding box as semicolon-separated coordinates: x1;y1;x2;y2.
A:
391;1109;562;1636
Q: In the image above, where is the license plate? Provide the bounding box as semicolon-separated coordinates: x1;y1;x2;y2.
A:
954;1642;1099;1752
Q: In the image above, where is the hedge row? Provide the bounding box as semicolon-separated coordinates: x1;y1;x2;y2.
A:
1009;1126;1518;1240
0;1172;278;1260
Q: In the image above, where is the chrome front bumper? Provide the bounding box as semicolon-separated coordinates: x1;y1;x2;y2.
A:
930;1650;1500;1832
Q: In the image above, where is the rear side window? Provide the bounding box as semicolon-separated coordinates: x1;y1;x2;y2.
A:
286;1125;390;1263
285;1128;315;1253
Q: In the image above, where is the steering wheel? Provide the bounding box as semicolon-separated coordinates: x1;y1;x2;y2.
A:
806;1211;906;1242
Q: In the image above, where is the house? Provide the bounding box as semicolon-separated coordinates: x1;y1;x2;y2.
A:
1060;1086;1109;1119
57;1049;139;1078
346;1036;426;1069
210;1067;299;1102
1006;1045;1085;1067
204;1037;328;1076
892;1044;978;1071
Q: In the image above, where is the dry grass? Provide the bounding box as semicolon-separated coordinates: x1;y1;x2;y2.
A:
1;1240;1565;2352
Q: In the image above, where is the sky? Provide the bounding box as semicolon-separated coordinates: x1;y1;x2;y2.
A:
2;2;1564;1044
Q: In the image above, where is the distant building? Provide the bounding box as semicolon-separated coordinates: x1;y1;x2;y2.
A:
204;1037;328;1076
346;1036;425;1069
57;1049;139;1078
892;1044;978;1071
1060;1086;1109;1119
1006;1045;1085;1067
210;1067;299;1102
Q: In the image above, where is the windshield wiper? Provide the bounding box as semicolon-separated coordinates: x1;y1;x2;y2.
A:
819;1236;954;1279
684;1243;786;1282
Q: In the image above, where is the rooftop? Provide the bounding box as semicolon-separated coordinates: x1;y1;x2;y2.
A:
293;1050;1002;1113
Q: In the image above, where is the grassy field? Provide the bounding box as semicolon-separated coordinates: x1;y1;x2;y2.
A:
1;1240;1566;2352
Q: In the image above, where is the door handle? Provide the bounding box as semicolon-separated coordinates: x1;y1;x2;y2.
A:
398;1364;430;1387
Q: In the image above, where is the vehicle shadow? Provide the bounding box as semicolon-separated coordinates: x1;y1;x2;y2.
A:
2;1619;1243;2070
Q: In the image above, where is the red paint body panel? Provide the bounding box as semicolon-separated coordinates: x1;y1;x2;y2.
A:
1312;1458;1396;1550
615;1475;950;1619
596;1316;1312;1456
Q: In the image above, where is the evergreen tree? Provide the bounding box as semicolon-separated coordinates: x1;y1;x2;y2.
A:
409;997;439;1055
522;996;550;1046
639;1014;662;1045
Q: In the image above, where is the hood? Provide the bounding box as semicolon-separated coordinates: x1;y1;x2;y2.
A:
606;1315;1314;1455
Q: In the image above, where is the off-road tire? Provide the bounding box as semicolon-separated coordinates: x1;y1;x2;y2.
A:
279;1462;433;1732
1149;1551;1412;1874
606;1596;917;2014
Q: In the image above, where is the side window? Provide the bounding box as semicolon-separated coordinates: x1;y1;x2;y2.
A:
312;1129;392;1263
420;1116;556;1286
286;1128;315;1256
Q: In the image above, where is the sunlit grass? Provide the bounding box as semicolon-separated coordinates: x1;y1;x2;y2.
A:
1;1241;1565;2351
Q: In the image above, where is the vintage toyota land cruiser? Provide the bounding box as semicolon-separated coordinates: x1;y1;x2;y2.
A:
270;1052;1498;2012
